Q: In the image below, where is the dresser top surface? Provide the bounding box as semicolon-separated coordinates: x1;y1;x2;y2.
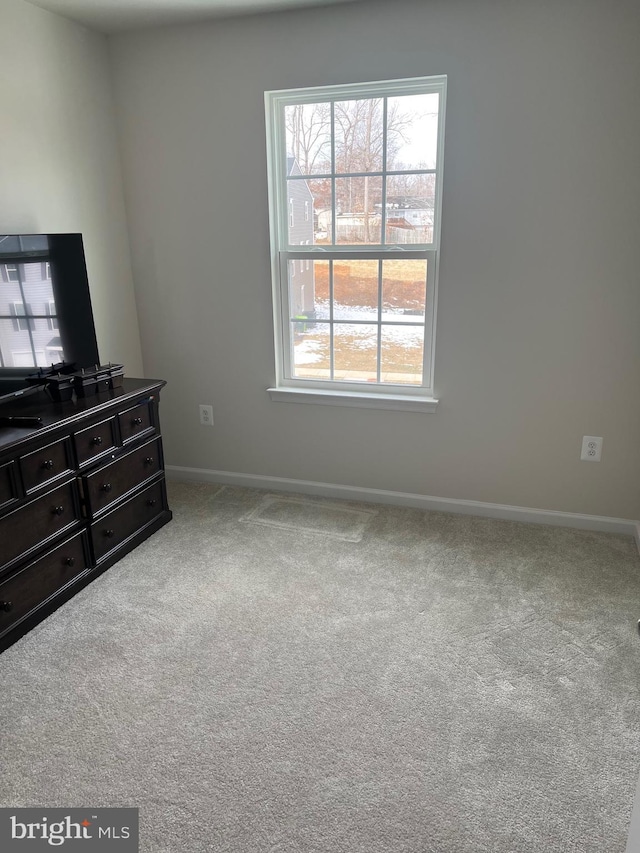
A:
0;378;166;457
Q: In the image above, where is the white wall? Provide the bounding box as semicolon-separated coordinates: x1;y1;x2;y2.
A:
0;0;143;373
110;0;640;520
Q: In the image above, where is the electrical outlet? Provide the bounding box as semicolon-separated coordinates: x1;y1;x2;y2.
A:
199;404;214;427
580;435;602;462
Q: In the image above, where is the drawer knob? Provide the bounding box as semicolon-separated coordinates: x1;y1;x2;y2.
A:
65;556;75;567
132;417;143;426
52;505;65;516
147;498;157;507
0;601;12;613
101;483;113;493
91;436;103;446
41;459;55;470
144;456;154;465
105;529;115;538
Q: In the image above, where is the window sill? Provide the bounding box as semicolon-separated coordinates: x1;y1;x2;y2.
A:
267;387;438;412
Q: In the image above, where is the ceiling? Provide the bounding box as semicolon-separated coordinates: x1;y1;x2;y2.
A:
24;0;360;33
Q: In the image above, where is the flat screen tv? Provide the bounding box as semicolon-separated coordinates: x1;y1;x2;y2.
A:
0;233;100;396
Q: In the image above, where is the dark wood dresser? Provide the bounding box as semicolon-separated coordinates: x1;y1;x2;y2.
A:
0;378;172;652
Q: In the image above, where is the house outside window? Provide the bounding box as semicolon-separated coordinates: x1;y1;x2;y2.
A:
0;259;60;368
11;302;30;332
265;75;446;411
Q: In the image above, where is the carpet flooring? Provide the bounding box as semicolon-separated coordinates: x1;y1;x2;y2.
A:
1;481;639;852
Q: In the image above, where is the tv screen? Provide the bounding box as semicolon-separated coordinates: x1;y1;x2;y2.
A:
0;233;100;394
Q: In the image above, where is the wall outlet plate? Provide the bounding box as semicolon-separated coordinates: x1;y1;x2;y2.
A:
580;435;602;462
199;404;214;426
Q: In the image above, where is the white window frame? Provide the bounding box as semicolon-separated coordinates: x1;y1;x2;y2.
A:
265;75;446;412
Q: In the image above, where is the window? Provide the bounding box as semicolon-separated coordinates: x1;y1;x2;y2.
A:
265;76;446;411
5;264;19;282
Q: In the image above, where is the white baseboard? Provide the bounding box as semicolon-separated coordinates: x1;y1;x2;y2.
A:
165;464;640;540
626;771;640;853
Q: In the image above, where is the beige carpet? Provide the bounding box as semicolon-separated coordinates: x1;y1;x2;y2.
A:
1;481;639;852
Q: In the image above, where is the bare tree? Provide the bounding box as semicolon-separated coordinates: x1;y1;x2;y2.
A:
332;98;417;241
285;102;331;175
286;96;436;242
333;98;414;173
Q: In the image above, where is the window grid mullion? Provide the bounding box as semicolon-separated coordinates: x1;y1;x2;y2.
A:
330;103;336;247
376;258;383;382
286;169;436;181
381;97;388;248
329;259;334;380
289;319;426;328
422;257;434;388
281;255;291;381
283;250;431;260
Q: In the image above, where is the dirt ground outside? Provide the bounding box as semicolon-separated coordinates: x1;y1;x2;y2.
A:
313;259;428;311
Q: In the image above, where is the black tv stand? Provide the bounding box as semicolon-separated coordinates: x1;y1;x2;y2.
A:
0;378;172;652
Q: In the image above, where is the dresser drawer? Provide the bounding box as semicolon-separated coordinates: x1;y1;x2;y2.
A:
0;481;81;571
0;531;89;637
82;438;162;517
19;437;73;494
0;461;17;510
74;417;117;467
118;400;154;444
91;479;165;563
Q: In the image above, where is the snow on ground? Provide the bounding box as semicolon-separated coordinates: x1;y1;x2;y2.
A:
294;300;424;364
295;339;325;364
